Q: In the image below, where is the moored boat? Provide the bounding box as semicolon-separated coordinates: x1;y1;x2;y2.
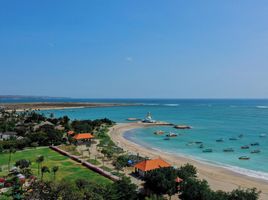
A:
241;145;250;149
251;150;261;154
259;134;266;138
174;125;191;129
195;141;203;144
223;148;234;152
250;142;260;146
199;144;204;149
216;138;224;142
203;149;213;153
186;142;195;146
239;156;250;160
164;137;170;141
229;137;238;141
238;134;244;138
154;130;164;135
166;132;177;137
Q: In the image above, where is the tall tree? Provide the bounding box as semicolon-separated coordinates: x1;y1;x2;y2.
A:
41;166;50;181
8;148;16;171
52;166;59;181
36;155;44;176
144;167;178;200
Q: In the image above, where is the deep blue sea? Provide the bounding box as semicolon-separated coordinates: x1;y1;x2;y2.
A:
4;98;268;180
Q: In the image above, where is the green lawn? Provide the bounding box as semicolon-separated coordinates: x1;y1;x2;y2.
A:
0;147;111;185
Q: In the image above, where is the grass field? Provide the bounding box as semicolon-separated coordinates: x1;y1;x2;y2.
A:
0;147;111;185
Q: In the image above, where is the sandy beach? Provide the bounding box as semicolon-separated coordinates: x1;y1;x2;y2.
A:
0;102;138;112
108;122;268;200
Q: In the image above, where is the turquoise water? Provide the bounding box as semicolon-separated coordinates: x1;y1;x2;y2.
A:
40;99;268;180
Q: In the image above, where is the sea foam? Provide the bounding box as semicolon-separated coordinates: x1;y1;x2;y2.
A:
256;106;268;109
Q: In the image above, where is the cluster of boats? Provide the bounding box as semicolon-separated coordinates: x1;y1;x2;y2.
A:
154;130;180;139
155;129;266;161
191;133;265;161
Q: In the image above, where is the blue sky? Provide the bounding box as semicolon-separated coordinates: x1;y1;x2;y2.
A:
1;1;268;98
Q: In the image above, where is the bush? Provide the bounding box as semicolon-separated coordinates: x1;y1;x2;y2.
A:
144;167;178;198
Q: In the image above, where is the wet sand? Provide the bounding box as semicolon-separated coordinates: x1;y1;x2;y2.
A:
108;122;268;199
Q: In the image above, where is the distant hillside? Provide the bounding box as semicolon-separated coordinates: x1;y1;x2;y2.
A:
0;95;67;99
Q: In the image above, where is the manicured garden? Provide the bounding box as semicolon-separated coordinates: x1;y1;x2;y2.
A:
0;147;111;185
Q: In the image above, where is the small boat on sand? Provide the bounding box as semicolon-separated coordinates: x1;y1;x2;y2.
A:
251;150;261;154
229;137;238;141
216;138;224;142
166;132;177;137
203;149;213;153
259;134;266;138
154;130;164;135
250;142;260;146
241;145;250;149
223;148;234;152
239;156;250;160
127;118;140;121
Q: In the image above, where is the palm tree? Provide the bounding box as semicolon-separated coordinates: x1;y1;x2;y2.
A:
52;166;59;181
36;155;44;176
8;148;16;171
41;166;50;181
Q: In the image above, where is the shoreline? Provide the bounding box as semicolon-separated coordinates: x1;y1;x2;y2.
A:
108;122;268;200
0;102;139;112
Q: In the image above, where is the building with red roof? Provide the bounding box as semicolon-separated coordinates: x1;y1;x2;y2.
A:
134;158;171;177
67;130;75;135
73;133;94;140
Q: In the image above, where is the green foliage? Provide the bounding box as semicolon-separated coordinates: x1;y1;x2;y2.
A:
176;163;197;180
41;166;50;180
87;159;101;165
228;188;260;200
113;155;129;170
52;166;59;180
36;155;44;176
179;178;213;200
15;159;31;169
110;177;138;200
179;178;260;200
71;118;113;134
25;177;135;200
144;167;178;197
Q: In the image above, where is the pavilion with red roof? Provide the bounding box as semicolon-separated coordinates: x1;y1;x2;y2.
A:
134;158;171;177
73;133;94;140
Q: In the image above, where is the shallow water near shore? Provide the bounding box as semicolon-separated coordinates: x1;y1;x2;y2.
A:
39;99;268;181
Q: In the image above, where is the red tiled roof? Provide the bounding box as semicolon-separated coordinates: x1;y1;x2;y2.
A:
175;177;183;183
67;131;75;135
73;133;94;140
134;158;171;172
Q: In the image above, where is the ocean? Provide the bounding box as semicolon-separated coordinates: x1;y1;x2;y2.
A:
5;98;268;181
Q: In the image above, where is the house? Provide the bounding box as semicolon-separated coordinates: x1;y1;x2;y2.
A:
73;133;94;145
33;121;54;131
134;158;171;177
55;125;65;131
67;130;75;136
0;132;18;140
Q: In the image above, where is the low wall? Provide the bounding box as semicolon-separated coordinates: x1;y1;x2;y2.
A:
50;146;120;182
